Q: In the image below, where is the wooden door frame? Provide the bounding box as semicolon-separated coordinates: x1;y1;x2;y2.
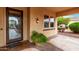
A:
6;7;23;44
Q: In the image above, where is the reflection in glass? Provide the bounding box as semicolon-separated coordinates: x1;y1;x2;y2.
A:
50;18;54;27
9;16;21;40
44;19;49;28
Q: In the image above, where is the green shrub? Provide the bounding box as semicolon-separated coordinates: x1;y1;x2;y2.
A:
58;27;62;31
57;16;70;26
69;22;79;33
38;33;48;44
31;31;48;44
31;31;38;43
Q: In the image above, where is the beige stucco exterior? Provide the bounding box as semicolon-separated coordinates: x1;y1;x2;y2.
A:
30;7;57;37
56;8;79;17
0;7;58;47
0;8;6;47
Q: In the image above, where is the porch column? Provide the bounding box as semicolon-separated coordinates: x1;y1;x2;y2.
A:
54;17;58;34
27;7;30;40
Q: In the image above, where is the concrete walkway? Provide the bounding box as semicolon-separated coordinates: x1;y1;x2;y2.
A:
49;34;79;51
21;42;62;51
59;32;79;38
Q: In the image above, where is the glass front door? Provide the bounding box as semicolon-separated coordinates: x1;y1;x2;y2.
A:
9;15;21;40
6;8;23;44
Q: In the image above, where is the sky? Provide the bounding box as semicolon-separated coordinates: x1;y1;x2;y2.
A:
63;14;79;18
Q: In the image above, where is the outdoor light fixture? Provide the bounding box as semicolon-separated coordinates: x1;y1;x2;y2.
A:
36;17;39;23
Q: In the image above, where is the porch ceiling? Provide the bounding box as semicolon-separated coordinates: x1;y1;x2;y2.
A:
45;7;74;13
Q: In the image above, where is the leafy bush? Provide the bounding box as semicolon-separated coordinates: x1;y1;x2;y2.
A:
38;33;48;44
31;31;38;43
57;16;70;26
31;31;48;44
69;22;79;33
58;27;62;32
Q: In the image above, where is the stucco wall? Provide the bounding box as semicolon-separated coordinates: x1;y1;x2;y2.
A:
0;8;6;47
56;8;79;17
30;7;57;38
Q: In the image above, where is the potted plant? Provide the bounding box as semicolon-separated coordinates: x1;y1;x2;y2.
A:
31;31;48;46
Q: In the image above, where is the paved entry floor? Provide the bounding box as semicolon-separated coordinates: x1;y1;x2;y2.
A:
2;34;79;51
49;34;79;51
21;42;62;51
1;40;62;51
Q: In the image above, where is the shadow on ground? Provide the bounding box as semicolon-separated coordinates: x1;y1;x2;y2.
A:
0;40;63;51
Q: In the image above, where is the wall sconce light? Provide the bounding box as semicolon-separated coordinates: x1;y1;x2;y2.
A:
36;17;39;24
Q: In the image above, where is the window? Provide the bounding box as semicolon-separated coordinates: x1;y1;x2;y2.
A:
44;18;49;28
44;15;55;30
50;18;54;28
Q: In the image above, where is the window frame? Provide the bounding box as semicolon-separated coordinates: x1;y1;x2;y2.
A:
49;18;55;28
43;16;55;30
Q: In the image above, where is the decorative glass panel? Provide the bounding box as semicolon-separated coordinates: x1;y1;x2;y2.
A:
6;8;23;44
9;16;21;40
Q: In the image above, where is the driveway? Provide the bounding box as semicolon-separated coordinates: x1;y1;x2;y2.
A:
49;34;79;51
